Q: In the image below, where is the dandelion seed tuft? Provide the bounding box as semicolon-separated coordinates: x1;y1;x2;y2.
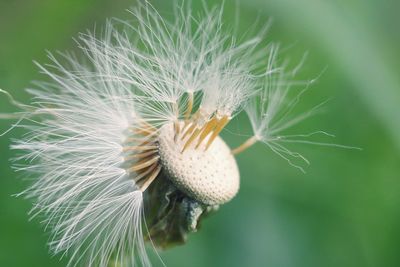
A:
0;2;350;267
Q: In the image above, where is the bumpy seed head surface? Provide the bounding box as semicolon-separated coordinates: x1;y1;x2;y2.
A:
158;123;240;205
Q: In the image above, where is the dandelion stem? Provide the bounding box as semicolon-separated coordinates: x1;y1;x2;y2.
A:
205;116;230;150
231;136;258;155
123;145;158;152
124;150;158;161
133;162;158;182
173;102;181;140
182;128;201;152
195;116;218;148
132;128;156;136
128;156;160;172
182;109;200;133
139;165;162;192
139;119;157;132
185;92;194;120
182;122;196;140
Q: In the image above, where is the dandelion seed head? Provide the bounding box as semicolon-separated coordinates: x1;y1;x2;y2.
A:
0;1;347;266
158;122;239;205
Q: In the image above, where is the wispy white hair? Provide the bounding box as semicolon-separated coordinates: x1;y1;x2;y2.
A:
3;1;350;267
9;2;266;266
245;45;357;172
12;52;150;266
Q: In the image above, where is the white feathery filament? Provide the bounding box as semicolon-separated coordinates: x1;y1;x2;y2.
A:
0;2;355;267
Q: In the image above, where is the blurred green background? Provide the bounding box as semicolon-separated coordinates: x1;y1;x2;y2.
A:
1;0;400;266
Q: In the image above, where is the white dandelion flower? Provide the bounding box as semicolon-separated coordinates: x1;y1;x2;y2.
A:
0;2;355;267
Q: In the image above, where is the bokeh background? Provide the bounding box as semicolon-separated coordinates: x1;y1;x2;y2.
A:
1;0;400;266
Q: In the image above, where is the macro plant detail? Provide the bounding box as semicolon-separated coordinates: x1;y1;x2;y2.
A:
0;2;353;267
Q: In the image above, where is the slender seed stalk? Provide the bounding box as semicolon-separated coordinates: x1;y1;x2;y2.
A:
231;136;258;155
